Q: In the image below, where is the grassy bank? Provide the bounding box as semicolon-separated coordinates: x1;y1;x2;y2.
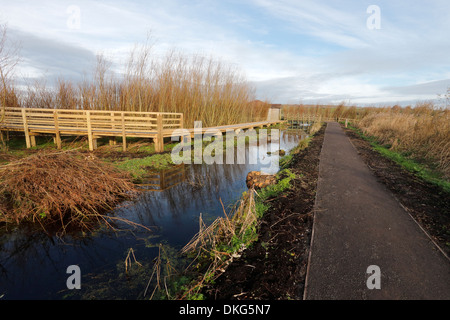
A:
347;124;450;193
355;104;450;180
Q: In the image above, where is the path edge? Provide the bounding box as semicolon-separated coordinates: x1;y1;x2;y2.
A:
302;122;328;300
344;125;450;263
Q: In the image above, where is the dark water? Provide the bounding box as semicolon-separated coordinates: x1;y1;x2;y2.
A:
0;130;305;299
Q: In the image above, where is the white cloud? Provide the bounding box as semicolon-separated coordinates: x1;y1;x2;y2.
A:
1;0;450;105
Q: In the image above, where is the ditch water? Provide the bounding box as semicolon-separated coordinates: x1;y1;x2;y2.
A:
0;129;306;299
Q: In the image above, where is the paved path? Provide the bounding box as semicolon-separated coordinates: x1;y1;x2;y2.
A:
304;122;450;300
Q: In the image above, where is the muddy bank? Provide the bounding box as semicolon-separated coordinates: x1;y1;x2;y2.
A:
343;126;450;258
203;124;326;299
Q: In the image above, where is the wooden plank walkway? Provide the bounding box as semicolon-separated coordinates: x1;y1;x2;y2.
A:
0;107;282;152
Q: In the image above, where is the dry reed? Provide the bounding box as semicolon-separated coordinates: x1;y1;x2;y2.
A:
357;103;450;178
282;103;358;121
0;149;138;232
17;47;268;128
179;191;257;299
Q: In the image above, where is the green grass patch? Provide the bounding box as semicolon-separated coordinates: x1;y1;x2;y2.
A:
348;125;450;193
279;136;312;169
257;169;296;204
114;153;174;182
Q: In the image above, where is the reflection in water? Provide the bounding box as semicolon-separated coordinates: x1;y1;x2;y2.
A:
0;129;306;299
139;165;187;192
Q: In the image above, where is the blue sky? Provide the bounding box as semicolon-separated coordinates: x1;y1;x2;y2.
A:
1;0;450;106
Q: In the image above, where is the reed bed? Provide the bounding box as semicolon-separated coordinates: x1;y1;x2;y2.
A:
357;103;450;179
15;48;268;128
178;190;258;299
0;150;138;232
282;103;359;121
1;26;267;129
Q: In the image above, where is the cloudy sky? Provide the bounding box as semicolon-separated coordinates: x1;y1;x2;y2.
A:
1;0;450;106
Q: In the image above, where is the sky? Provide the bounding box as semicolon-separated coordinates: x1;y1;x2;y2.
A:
1;0;450;106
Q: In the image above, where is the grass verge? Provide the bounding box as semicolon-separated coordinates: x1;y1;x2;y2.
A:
347;125;450;193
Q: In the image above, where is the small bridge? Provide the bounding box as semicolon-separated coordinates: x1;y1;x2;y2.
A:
0;107;282;152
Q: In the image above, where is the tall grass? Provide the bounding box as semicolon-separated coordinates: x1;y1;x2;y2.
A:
282;103;359;121
357;103;450;179
17;45;267;127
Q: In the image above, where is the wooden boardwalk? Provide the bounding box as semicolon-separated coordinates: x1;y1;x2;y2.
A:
0;107;282;152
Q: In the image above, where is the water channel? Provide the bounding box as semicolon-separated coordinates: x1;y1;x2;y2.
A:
0;129;306;299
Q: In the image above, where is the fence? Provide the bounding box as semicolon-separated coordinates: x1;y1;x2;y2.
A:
0;107;183;152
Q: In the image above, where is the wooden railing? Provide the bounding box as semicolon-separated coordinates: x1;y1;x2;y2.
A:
284;116;357;125
0;107;285;152
0;107;183;152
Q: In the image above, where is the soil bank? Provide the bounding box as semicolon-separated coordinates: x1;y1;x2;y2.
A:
203;125;326;299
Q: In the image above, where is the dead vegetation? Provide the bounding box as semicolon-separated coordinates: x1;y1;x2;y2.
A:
357;103;450;179
177;191;258;299
0;149;138;233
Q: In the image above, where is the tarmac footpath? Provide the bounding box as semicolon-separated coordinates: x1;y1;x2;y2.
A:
304;122;450;300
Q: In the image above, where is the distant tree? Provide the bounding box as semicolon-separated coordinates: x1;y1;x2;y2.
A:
0;23;21;110
0;23;21;148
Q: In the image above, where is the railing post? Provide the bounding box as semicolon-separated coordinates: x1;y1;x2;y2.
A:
21;109;31;148
109;112;117;146
86;111;94;151
121;112;127;152
155;113;164;153
53;110;62;149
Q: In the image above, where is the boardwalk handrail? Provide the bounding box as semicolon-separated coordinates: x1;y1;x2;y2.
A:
0;107;282;152
283;114;358;123
0;107;183;152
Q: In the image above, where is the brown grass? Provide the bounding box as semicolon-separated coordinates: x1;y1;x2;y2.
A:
18;48;268;128
178;191;257;299
1;26;267;132
0;149;138;232
282;103;359;121
357;103;450;179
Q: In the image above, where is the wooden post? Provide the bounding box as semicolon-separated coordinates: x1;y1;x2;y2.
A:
53;110;62;149
86;111;94;151
160;170;166;190
30;135;36;147
155;113;164;153
109;112;116;146
345;119;348;128
21;109;31;148
121;112;127;152
92;136;98;149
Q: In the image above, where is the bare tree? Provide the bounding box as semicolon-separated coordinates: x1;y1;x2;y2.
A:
0;23;21;148
0;23;21;120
